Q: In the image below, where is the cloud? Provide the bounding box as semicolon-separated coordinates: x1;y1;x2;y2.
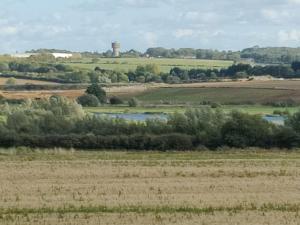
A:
278;30;300;42
288;0;300;4
261;8;290;22
1;0;300;53
0;25;18;36
174;29;196;38
144;32;158;47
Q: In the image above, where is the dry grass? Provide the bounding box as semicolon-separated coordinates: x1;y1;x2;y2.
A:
1;89;85;100
0;78;58;85
0;149;299;224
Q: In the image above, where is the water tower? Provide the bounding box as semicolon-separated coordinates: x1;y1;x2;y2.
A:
112;42;121;57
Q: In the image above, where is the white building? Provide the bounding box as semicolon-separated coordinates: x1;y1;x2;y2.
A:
10;53;73;59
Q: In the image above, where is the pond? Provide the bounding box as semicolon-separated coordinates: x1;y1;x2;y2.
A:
94;113;168;122
94;113;286;125
263;115;285;125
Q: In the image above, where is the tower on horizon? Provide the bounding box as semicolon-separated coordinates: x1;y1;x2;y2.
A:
112;42;121;57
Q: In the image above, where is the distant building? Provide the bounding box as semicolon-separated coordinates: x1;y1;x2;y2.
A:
112;42;121;57
10;53;38;58
51;53;73;58
10;53;73;59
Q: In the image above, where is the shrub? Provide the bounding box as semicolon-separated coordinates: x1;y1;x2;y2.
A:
128;98;139;107
211;102;221;108
221;111;273;148
0;62;9;72
273;127;300;149
86;84;107;103
110;96;123;105
5;78;17;85
77;94;100;107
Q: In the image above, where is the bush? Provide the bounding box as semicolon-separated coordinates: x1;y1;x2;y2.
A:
0;62;9;72
77;94;100;107
211;102;221;108
273;127;300;149
110;96;123;105
221;112;273;148
128;98;139;107
86;84;107;103
5;78;17;85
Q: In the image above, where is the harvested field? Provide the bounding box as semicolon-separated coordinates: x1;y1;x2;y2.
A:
0;77;59;85
1;89;85;99
0;149;299;225
3;80;300;105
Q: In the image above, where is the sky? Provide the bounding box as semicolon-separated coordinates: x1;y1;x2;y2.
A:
1;0;300;53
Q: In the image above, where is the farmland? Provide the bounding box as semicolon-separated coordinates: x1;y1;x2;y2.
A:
85;105;299;115
0;78;59;85
64;58;234;72
3;79;300;103
0;149;299;225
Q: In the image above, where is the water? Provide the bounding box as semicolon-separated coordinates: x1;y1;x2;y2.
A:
94;113;168;122
95;113;286;125
263;115;285;125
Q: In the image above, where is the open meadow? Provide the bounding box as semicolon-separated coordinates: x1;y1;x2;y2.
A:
63;58;233;72
0;149;299;225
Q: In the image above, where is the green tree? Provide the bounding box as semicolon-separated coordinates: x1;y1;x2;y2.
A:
77;94;100;107
221;111;273;148
86;84;107;103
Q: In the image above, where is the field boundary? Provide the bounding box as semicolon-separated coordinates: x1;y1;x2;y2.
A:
1;203;299;216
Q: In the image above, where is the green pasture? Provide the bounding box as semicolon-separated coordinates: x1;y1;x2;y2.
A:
64;58;233;72
131;87;298;105
85;105;299;116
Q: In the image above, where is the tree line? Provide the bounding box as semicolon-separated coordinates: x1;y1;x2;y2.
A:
0;96;299;150
145;47;300;64
26;46;300;64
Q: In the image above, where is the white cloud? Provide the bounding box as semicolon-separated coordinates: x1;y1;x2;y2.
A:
173;28;224;39
261;9;290;22
278;30;300;42
144;32;158;47
174;29;196;38
0;25;18;36
288;0;300;4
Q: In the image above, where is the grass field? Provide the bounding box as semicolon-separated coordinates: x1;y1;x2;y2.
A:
133;87;300;104
64;58;233;72
85;105;299;115
0;149;299;225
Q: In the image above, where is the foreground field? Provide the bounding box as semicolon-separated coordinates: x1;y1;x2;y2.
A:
0;149;299;225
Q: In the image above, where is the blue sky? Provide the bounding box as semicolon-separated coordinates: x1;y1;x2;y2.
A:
1;0;300;53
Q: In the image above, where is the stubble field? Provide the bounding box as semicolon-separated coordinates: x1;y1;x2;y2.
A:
0;149;299;225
